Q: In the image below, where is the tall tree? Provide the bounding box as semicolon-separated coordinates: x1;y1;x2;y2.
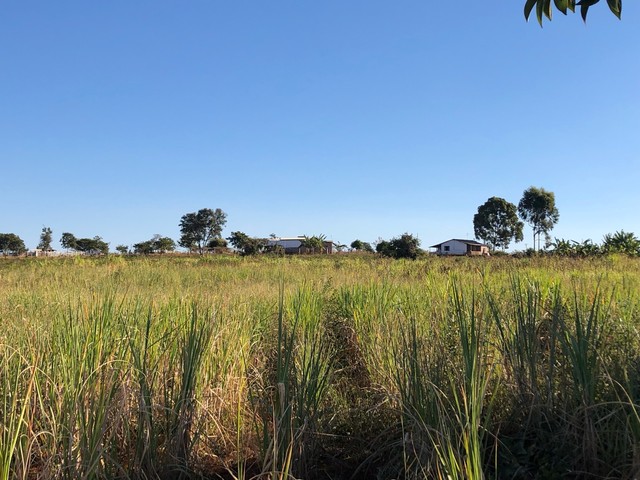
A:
518;187;560;251
37;227;53;251
60;232;78;250
178;208;227;254
473;197;523;251
0;233;27;256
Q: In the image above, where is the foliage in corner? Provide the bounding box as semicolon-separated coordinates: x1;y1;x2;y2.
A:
524;0;621;25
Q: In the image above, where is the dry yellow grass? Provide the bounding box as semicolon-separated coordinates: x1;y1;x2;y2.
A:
1;254;640;479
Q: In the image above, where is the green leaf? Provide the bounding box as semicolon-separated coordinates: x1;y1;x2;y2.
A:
543;0;553;19
577;0;600;21
524;0;538;20
554;0;569;14
536;0;544;24
606;0;622;18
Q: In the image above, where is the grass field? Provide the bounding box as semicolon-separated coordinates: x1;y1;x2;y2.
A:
2;254;640;479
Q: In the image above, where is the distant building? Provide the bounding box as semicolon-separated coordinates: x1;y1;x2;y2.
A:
266;236;335;254
28;249;64;257
430;239;489;256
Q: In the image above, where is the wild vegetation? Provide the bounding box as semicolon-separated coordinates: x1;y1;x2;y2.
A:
1;254;640;479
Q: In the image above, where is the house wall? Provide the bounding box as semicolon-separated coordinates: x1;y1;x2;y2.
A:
266;238;335;254
323;241;335;254
439;240;468;255
268;239;302;250
468;245;490;256
266;239;301;254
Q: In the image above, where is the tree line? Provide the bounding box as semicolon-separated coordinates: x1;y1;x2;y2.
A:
1;192;638;259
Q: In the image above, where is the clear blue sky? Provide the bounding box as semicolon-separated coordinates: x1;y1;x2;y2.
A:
2;1;638;251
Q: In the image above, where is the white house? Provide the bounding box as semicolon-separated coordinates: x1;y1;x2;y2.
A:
430;239;489;256
266;236;335;254
28;249;67;257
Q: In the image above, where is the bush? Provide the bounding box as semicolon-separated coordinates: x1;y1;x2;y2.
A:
376;233;422;260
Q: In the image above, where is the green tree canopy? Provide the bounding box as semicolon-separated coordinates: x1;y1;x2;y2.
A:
518;187;559;251
133;235;176;255
115;245;129;255
0;233;27;256
132;240;154;255
473;197;523;251
60;232;78;250
207;237;228;250
60;233;108;255
179;208;227;254
227;231;266;256
154;235;177;253
376;233;422;259
75;236;109;255
525;0;621;25
351;239;374;253
37;227;53;251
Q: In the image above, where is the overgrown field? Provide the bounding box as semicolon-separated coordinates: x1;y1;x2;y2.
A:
2;254;640;479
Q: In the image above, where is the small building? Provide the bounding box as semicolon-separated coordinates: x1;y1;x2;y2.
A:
266;236;335;254
430;239;489;256
28;249;62;257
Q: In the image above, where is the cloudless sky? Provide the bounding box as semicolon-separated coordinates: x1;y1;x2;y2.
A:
2;1;638;251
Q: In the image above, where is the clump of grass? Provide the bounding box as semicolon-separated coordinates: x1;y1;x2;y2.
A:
250;286;333;479
556;286;609;474
162;303;214;476
33;298;129;479
0;346;37;480
428;283;495;480
392;315;445;477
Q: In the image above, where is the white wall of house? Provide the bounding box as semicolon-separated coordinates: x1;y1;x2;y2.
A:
439;240;469;255
267;238;302;250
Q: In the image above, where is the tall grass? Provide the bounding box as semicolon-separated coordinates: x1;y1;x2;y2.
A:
0;346;36;480
249;286;333;479
1;255;640;478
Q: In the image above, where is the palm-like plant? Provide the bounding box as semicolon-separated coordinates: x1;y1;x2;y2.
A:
602;230;640;256
575;239;601;257
301;235;326;254
550;238;574;256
